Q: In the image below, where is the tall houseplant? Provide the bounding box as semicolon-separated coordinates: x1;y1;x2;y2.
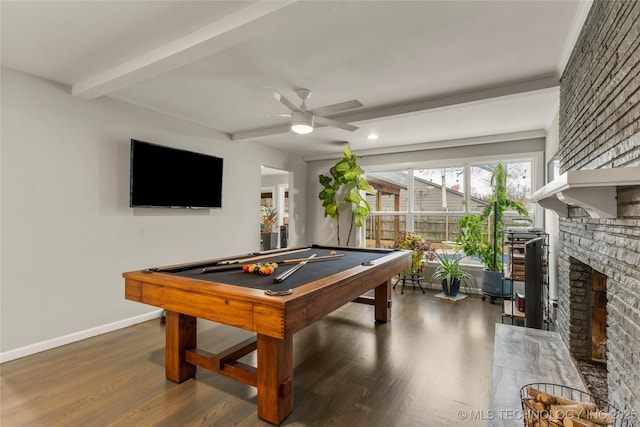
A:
456;164;528;298
319;145;375;246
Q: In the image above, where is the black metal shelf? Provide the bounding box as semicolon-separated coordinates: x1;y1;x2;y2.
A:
502;229;550;329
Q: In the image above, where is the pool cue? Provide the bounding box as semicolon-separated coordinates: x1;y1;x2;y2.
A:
150;248;310;273
213;248;311;266
282;254;344;263
200;264;245;273
273;254;316;283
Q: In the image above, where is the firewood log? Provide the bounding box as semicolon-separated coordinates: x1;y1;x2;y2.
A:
562;417;600;427
538;418;563;427
527;386;596;408
550;403;598;419
522;398;538;410
582;411;613;425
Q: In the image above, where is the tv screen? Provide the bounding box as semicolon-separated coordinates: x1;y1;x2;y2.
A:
130;139;223;209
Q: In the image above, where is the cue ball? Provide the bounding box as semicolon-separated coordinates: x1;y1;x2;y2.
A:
330;250;337;256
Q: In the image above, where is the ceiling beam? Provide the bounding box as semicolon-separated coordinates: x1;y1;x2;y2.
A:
72;1;297;100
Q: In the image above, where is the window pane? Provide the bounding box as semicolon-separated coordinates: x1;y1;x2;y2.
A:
413;215;461;249
504;162;532;212
413;167;464;212
365;171;408;212
468;162;533;213
413;215;489;265
469;165;495;211
365;214;406;248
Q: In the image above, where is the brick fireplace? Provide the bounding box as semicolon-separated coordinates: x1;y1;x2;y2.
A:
554;0;640;413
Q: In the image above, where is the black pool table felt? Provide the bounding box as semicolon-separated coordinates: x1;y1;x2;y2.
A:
163;247;396;292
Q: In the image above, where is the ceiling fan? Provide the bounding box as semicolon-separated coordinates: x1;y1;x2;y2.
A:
273;88;363;135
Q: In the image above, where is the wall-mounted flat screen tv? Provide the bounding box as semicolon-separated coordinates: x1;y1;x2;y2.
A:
130;139;223;209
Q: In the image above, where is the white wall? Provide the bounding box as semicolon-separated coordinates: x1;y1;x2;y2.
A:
0;68;307;359
306;138;546;245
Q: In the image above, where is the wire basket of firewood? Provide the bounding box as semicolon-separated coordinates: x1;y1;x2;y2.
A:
520;383;635;427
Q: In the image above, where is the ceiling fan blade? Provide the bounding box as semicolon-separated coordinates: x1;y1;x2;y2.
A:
310;99;363;116
266;113;292;118
314;116;359;132
231;124;293;141
273;90;300;112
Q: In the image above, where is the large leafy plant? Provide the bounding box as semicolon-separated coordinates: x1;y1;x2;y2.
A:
456;164;528;272
319;145;375;246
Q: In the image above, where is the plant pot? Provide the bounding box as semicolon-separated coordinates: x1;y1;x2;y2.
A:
261;232;278;250
442;278;460;297
481;269;512;298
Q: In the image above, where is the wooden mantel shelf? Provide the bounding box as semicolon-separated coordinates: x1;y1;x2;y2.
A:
530;166;640;218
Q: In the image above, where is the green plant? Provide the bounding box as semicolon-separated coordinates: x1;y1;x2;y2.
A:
430;249;471;293
456;164;528;272
392;231;436;273
318;145;375;246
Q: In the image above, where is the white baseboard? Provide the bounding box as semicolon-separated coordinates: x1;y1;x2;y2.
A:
0;309;163;363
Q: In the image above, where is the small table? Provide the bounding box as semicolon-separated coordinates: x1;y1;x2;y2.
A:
393;271;425;294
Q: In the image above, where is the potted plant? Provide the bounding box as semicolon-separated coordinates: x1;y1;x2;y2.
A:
392;231;436;274
260;207;278;250
261;207;278;232
318;145;375;246
430;249;471;297
456;164;528;300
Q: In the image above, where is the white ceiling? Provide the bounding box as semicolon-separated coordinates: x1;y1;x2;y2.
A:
1;1;592;159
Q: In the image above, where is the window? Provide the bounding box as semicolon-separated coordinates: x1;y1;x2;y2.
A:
469;163;532;212
366;214;406;249
413;167;465;212
364;161;534;259
366;171;408;213
413;214;461;247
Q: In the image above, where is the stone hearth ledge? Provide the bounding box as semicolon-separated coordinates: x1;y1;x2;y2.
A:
489;324;586;427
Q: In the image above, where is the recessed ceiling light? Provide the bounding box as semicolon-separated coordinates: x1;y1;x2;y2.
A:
367;133;379;140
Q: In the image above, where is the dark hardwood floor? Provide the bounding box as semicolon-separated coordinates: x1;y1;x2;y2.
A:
1;288;502;426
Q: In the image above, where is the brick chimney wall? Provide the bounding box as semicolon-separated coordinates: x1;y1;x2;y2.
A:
557;0;639;412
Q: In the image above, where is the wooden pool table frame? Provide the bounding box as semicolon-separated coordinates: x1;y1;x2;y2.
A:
123;245;411;425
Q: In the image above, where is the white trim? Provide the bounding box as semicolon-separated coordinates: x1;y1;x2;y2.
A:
0;310;162;363
530;166;640;218
557;0;594;76
304;130;546;162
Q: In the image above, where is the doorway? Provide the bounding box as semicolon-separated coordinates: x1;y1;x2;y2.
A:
260;166;291;250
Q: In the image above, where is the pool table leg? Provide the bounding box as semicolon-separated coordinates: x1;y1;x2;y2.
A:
374;279;392;322
257;334;293;425
165;310;197;383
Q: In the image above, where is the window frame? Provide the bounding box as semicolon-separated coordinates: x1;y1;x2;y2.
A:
364;156;539;254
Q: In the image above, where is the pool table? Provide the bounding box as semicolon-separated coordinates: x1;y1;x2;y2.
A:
123;244;411;425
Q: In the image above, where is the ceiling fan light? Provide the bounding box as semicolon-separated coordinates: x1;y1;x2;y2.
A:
291;112;314;134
